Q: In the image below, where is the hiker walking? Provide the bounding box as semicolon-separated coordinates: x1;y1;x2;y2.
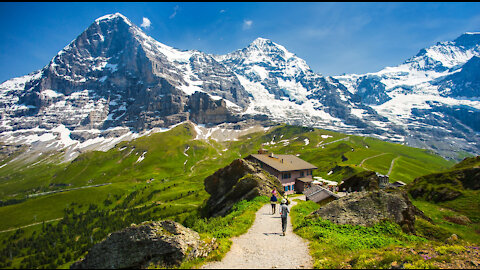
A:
270;193;278;214
279;198;290;236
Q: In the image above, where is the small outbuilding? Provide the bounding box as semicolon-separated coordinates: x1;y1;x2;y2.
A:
304;185;340;204
391;180;407;188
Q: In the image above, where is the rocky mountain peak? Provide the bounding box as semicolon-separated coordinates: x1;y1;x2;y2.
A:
244;37;308;68
94;12;133;26
0;12;252;151
453;32;480;48
404;32;480;71
216;37;308;71
249;37;285;53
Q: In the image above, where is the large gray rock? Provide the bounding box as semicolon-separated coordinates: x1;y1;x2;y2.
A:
311;190;422;234
204;158;284;217
70;220;217;269
338;170;380;192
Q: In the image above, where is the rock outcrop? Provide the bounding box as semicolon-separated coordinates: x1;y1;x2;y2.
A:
203;158;283;217
311;190;424;234
187;91;241;125
338;170;380;192
70;220;217;269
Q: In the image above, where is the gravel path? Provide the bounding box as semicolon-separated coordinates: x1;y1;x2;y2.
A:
202;196;313;269
387;156;399;176
359;152;387;167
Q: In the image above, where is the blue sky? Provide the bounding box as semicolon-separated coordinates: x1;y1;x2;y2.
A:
1;2;480;83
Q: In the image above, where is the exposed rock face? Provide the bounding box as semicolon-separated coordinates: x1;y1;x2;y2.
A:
2;13;480;165
338;170;380;192
187;91;241;125
436;56;480;98
311;190;421;233
3;13;250;134
204;158;283;217
352;75;391;105
70;220;217;269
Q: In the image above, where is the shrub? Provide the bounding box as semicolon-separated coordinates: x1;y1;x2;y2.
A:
434;244;466;255
415;218;451;241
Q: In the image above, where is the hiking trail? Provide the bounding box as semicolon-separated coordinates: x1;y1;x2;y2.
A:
201;195;313;269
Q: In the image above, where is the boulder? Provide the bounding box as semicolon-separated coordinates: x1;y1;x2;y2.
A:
70;220;217;269
203;158;283;217
310;190;423;233
339;170;380;192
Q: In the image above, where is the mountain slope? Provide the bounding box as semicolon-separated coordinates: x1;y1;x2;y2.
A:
0;13;252;162
335;32;480;159
0;13;479;162
0;122;464;269
214;38;403;142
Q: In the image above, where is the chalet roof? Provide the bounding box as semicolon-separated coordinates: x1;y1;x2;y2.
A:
248;154;318;172
392;181;406;186
297;177;313;183
304;185;339;203
303;185;323;197
309;190;339;203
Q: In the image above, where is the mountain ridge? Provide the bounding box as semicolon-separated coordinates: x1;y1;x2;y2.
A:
0;13;479;162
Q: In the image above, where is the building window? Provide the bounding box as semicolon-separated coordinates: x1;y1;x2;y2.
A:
300;171;304;177
284;186;288;192
307;170;312;176
282;173;291;179
291;184;295;191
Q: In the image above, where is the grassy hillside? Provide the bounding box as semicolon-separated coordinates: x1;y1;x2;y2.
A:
0;123;456;268
407;156;480;245
290;154;479;269
291;199;480;269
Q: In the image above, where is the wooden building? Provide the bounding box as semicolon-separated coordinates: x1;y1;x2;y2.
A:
246;150;318;195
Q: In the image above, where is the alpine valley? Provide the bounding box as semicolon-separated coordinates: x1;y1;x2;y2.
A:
3;12;480;270
1;13;479;163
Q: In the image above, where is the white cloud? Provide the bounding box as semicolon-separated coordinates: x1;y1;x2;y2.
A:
243;19;253;30
140;17;151;29
170;5;179;19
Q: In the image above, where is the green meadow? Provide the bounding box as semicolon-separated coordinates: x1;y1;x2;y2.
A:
291;198;480;269
0;123;460;268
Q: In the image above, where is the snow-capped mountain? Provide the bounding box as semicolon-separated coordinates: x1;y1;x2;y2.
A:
335;32;480;158
214;37;400;139
0;13;252;161
0;13;479;162
15;13;250;130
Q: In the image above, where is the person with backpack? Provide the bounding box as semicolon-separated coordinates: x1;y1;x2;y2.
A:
279;198;290;236
270;193;278;214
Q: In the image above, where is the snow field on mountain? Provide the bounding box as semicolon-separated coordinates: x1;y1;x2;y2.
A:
237;75;341;126
372;92;480;126
423;43;478;68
